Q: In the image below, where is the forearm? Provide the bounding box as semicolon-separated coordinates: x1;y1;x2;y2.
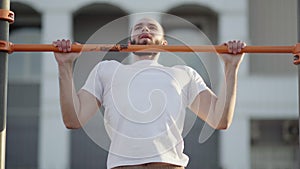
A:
214;64;239;129
58;63;81;129
192;40;245;129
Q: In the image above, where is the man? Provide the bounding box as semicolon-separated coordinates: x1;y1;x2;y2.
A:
53;18;245;169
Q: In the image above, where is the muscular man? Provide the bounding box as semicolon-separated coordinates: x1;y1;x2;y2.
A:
53;18;245;169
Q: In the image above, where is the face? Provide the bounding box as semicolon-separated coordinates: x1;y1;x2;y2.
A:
130;18;167;45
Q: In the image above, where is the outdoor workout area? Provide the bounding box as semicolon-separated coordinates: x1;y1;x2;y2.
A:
0;0;299;169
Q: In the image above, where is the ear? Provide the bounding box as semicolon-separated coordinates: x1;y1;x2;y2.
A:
162;39;168;45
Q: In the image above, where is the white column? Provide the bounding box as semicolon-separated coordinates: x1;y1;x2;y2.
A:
38;9;73;169
218;3;251;169
220;115;251;169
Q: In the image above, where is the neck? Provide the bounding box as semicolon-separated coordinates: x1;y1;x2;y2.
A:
134;53;159;62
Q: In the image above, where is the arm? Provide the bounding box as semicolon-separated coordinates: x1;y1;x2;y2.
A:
190;40;245;130
54;39;101;129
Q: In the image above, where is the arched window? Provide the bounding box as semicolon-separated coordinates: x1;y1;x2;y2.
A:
71;3;128;169
164;5;220;169
6;2;41;169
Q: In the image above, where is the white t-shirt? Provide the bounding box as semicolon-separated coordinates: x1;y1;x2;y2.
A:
82;59;208;169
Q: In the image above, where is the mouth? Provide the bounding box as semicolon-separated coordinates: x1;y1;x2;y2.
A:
139;34;152;40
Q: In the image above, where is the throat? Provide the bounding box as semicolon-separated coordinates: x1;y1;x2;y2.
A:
134;53;159;61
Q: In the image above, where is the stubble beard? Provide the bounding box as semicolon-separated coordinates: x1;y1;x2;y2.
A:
132;39;161;57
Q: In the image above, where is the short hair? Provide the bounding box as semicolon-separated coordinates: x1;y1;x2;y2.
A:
128;18;165;43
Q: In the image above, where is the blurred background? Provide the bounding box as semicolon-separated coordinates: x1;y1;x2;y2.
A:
5;0;299;169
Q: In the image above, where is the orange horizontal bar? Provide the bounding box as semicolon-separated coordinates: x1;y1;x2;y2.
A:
9;44;295;54
3;42;300;64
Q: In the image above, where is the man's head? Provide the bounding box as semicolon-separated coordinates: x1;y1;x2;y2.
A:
129;18;167;46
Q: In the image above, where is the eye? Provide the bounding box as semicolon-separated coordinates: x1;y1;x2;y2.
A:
134;26;142;31
149;26;157;30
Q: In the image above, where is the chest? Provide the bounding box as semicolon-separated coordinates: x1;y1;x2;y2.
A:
106;66;190;92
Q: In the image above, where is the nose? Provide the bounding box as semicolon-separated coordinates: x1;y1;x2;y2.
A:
141;26;150;32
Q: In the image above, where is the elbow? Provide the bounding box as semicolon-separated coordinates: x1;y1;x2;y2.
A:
205;119;231;130
61;110;83;129
207;122;229;130
214;109;234;130
216;124;230;130
64;121;82;129
216;121;232;130
65;123;82;129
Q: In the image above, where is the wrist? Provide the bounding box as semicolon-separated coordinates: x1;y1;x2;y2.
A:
58;63;73;78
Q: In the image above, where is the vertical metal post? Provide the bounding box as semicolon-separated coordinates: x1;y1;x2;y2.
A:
0;0;10;169
298;0;300;168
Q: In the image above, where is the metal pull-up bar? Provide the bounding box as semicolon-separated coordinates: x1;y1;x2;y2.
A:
0;2;300;168
1;41;300;64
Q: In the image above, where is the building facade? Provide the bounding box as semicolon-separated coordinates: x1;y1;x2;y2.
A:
6;0;298;169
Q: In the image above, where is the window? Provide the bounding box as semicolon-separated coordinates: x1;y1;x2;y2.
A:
251;119;299;169
9;28;41;83
249;0;297;76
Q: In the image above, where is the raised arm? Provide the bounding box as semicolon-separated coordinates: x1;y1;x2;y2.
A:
189;40;246;129
53;39;101;129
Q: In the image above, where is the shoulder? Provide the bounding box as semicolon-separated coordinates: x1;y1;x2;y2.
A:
172;65;197;75
172;65;205;83
94;60;121;70
99;60;121;66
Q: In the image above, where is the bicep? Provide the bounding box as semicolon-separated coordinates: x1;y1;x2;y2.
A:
77;89;101;125
189;89;217;121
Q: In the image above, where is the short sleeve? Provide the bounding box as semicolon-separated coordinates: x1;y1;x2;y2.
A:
186;66;209;106
81;63;104;103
